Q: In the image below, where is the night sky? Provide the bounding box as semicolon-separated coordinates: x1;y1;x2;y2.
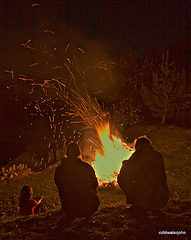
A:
0;0;189;58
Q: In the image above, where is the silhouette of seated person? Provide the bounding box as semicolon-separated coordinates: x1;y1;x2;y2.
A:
19;185;47;216
54;142;100;224
118;136;169;213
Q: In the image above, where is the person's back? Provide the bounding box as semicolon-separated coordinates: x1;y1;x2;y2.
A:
118;136;169;211
54;143;99;221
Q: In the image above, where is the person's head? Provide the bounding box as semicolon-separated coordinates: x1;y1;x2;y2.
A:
20;185;33;201
134;136;152;151
66;142;81;158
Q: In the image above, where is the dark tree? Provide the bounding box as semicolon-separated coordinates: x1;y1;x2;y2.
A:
141;51;186;124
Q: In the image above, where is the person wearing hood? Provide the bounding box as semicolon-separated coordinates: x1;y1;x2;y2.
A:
118;136;169;212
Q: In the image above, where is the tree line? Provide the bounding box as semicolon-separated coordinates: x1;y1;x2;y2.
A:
113;49;190;128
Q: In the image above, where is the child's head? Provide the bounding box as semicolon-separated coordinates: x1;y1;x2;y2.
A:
20;185;33;201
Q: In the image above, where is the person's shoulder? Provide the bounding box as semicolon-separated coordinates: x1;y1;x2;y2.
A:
152;150;164;165
121;159;129;166
55;164;62;172
54;160;66;174
153;150;163;159
56;158;67;168
123;152;135;163
61;157;68;163
81;159;92;167
121;153;135;166
80;159;94;170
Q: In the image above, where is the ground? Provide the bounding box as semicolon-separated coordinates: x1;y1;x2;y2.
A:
0;124;191;239
0;179;190;239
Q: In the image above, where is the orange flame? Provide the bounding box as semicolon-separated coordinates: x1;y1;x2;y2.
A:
93;123;133;183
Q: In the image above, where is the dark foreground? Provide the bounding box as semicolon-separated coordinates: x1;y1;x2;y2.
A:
0;199;190;240
0;124;191;239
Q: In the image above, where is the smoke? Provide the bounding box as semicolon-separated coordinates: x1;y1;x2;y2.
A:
1;0;121;103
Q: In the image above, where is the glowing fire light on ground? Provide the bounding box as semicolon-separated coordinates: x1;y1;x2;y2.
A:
94;123;133;183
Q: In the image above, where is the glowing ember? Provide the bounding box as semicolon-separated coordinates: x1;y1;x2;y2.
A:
93;123;133;183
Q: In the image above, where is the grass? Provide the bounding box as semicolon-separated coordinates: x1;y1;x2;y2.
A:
0;123;191;239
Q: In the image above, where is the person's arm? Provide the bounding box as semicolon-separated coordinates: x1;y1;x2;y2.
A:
151;152;167;182
35;196;43;205
118;159;133;188
118;160;128;188
158;153;167;182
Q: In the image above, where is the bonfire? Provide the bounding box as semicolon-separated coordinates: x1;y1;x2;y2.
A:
94;123;132;183
5;40;133;183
